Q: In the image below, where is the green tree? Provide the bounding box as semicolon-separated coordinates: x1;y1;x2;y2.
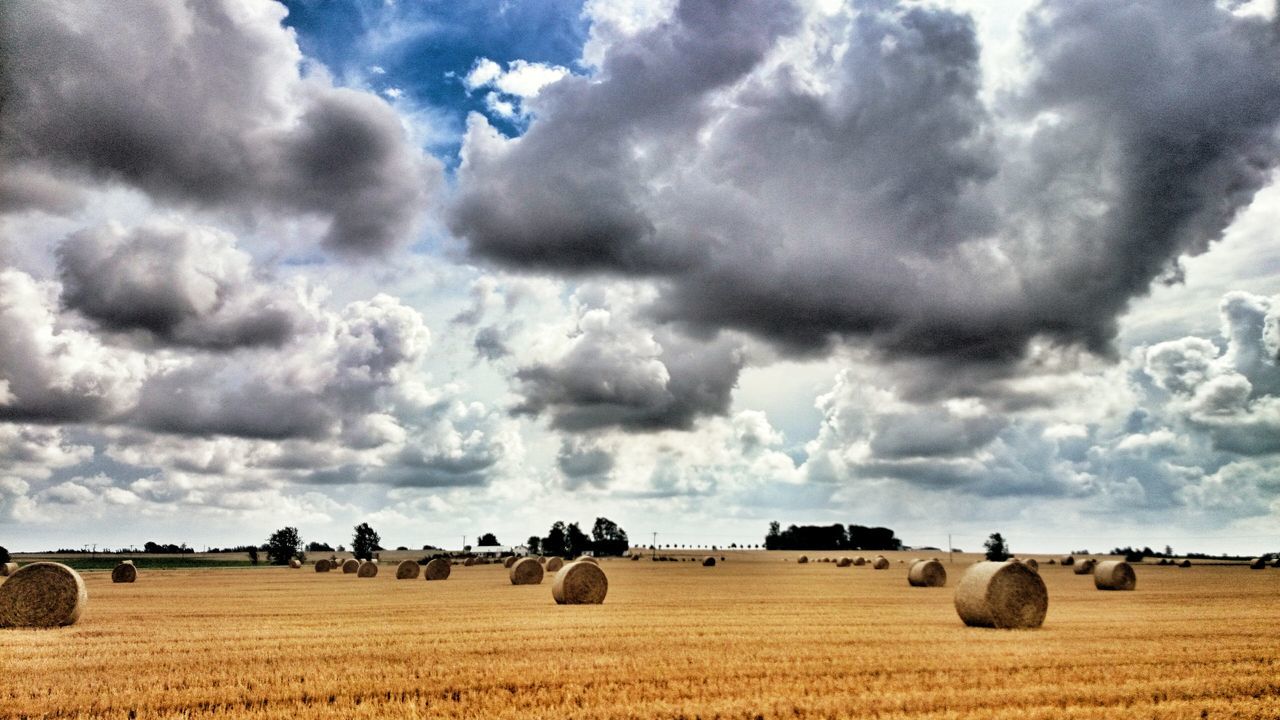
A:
984;532;1010;562
526;536;541;555
265;527;302;565
591;517;629;556
543;522;567;558
477;532;500;546
247;547;259;565
566;522;591;557
352;523;382;561
765;521;781;550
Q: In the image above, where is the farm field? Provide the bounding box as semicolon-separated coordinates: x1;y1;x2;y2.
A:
2;551;1278;719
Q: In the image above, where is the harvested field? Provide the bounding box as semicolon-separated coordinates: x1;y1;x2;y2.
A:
2;551;1278;719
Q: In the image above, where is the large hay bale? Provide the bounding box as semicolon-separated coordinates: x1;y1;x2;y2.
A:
1093;560;1136;591
314;559;331;572
357;562;378;578
702;556;716;567
424;558;451;581
836;557;852;568
576;556;599;565
1060;555;1075;566
1023;558;1039;573
0;562;88;628
1072;558;1097;575
853;557;866;566
1;562;17;577
551;562;608;605
342;559;360;574
510;558;544;585
503;556;517;569
546;557;565;572
396;560;420;580
871;556;889;570
908;559;947;587
289;559;302;569
797;556;809;564
954;561;1048;629
1249;557;1266;570
111;563;137;584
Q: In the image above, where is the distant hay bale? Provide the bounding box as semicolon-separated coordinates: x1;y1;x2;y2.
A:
576;556;599;565
1250;557;1266;570
509;558;544;585
853;557;866;566
1093;560;1136;591
289;559;302;569
0;562;88;628
631;555;640;561
424;558;451;581
122;560;134;566
1072;558;1097;575
504;557;517;569
342;559;360;574
1047;559;1056;565
357;562;378;578
954;561;1048;629
1060;555;1075;566
1023;558;1039;573
871;556;889;570
314;559;331;572
797;556;809;564
538;556;547;564
1;562;17;577
908;559;947;587
702;556;716;567
1157;558;1169;566
1179;559;1191;568
396;560;420;580
111;563;137;584
1273;558;1280;569
463;558;475;567
837;557;852;568
551;562;608;605
546;557;565;572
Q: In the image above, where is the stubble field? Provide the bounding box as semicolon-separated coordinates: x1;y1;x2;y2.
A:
2;551;1278;719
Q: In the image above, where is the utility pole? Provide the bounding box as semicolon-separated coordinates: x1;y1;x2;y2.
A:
948;533;953;564
651;532;657;559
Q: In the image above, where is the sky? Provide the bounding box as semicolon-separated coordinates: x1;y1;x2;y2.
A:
2;0;1279;555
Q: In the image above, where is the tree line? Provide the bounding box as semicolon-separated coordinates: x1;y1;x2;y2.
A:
764;522;902;551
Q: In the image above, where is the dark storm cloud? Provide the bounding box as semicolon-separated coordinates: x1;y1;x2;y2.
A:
452;0;1280;374
0;0;435;255
57;222;301;350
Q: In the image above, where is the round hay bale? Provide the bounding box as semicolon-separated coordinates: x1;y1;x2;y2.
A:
551;562;608;605
0;562;88;628
111;563;137;584
702;556;716;567
509;558;544;585
871;556;889;570
357;562;378;578
342;559;360;574
314;559;331;572
576;556;599;565
908;559;947;587
1273;558;1280;569
836;557;852;568
424;558;451;581
463;557;475;567
122;560;134;566
1060;555;1075;566
289;559;302;569
1249;557;1266;570
1046;559;1056;565
954;561;1048;629
1;562;18;577
396;560;420;580
503;556;517;569
631;555;641;561
546;557;565;572
853;557;866;566
1093;560;1136;591
538;556;547;564
1023;558;1039;573
797;555;809;564
1179;559;1191;568
1072;558;1097;575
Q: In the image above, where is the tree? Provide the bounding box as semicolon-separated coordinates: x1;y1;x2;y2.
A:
352;523;382;561
306;541;333;552
543;522;568;558
526;536;541;555
265;527;303;566
477;532;500;546
248;548;259;565
566;522;591;557
591;517;629;556
984;533;1010;561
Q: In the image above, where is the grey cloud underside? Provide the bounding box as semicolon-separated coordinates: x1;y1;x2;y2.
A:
0;0;434;255
451;0;1280;367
